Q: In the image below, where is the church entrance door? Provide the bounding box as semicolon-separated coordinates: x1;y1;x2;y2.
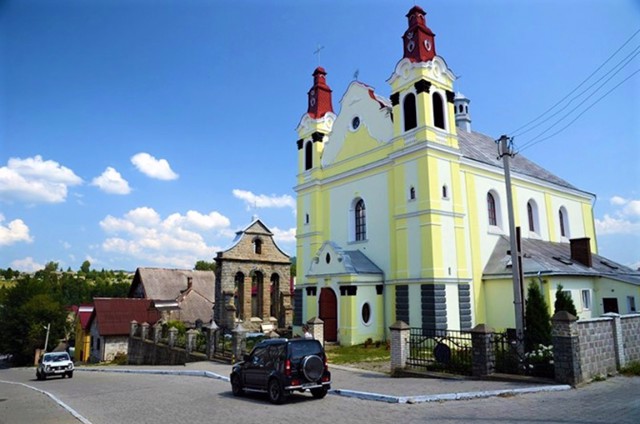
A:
319;288;337;342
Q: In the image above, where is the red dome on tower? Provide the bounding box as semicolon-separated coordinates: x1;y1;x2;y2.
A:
402;5;437;63
307;67;334;119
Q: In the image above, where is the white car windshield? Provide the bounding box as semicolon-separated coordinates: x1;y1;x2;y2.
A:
44;353;70;362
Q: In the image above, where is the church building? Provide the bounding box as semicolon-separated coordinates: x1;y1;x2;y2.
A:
294;5;639;345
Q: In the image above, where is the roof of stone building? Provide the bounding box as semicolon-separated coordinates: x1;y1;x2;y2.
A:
483;236;640;286
129;268;215;303
90;298;160;336
217;218;290;263
457;130;584;192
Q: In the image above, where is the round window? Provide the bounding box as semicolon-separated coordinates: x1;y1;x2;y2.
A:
361;302;371;324
351;116;360;130
325;253;331;264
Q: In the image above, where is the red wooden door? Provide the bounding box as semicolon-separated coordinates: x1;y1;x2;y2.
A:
319;288;337;342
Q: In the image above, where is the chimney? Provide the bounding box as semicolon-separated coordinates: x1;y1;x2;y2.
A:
570;238;592;267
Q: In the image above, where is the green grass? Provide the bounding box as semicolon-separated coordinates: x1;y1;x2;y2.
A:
325;341;390;365
620;361;640;376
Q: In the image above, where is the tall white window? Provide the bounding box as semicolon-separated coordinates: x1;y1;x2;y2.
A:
628;296;637;313
559;206;570;239
527;199;540;235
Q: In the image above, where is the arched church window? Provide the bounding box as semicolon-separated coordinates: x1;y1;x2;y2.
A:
487;192;497;226
409;186;416;200
403;93;417;131
559;207;570;238
355;199;367;241
433;92;445;129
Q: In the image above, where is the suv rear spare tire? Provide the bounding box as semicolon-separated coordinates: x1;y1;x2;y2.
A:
301;355;324;381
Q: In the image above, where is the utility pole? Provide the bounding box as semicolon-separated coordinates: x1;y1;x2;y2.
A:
43;323;51;353
497;135;525;358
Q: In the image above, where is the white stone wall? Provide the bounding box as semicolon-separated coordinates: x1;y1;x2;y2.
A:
103;336;129;362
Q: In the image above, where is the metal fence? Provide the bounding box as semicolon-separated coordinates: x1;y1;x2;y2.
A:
494;330;554;379
407;328;473;375
213;328;233;361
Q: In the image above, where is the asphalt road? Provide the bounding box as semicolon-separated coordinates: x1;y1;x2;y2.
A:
1;367;639;424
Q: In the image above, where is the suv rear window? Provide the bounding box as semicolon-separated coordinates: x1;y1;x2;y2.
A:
289;340;323;359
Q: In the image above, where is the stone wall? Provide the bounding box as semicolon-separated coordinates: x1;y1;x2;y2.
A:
621;314;640;362
577;318;617;380
103;336;129;362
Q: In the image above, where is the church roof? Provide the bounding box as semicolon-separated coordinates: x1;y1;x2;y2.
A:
457;130;583;192
483;236;640;286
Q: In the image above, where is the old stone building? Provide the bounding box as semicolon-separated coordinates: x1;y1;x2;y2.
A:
214;219;292;331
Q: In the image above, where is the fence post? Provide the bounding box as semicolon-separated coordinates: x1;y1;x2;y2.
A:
207;321;219;359
552;311;582;386
232;323;247;363
152;322;162;344
471;324;495;377
602;312;626;369
389;321;410;376
130;320;139;338
168;327;178;348
140;322;150;340
307;317;324;345
186;329;198;354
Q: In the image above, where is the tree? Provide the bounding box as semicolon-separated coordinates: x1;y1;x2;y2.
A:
290;256;297;277
44;261;59;273
524;281;552;351
554;284;578;317
80;260;91;274
194;260;216;272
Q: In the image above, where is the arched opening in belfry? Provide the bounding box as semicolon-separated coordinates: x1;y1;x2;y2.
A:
234;272;244;318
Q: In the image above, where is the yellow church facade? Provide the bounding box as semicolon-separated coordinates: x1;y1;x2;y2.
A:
294;6;603;345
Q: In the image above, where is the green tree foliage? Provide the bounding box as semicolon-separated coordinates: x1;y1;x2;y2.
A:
80;260;91;274
554;284;578;317
194;260;216;272
0;266;132;365
524;282;552;351
290;256;296;277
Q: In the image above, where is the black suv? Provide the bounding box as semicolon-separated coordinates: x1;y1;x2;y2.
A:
230;338;331;404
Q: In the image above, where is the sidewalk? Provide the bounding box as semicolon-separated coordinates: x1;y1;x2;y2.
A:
77;361;570;404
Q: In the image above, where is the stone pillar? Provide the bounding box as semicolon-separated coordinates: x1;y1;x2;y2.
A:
243;276;253;320
207;321;219;359
552;311;582;386
603;312;626;368
471;324;495;377
186;329;198;353
308;317;324;345
130;320;139;338
140;322;150;340
389;321;410;376
262;276;271;320
224;290;236;329
232;323;248;363
152;322;162;344
283;294;293;328
168;327;178;348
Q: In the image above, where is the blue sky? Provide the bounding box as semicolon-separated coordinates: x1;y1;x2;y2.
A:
1;0;639;272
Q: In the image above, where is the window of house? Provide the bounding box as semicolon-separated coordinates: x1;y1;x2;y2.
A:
351;116;361;130
403;93;417;131
527;200;540;234
432;92;445;130
442;185;449;199
361;302;371;325
528;202;535;232
628;296;637;313
409;186;416;200
253;239;262;254
355;199;367;241
487;192;497;226
304;141;312;170
581;289;591;310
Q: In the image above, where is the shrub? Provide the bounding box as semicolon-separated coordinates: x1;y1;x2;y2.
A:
554;284;578;317
112;352;128;365
525;282;551;351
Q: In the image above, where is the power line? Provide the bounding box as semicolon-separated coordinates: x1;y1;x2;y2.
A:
513;44;640;139
518;67;640;153
509;28;640;136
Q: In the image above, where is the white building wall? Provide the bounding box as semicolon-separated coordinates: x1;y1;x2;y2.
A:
103;336;129;362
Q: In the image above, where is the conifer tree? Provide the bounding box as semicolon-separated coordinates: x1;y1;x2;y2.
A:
524;281;552;351
554;284;578;317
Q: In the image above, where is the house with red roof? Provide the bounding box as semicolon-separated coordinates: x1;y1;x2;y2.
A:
71;304;94;362
88;298;160;362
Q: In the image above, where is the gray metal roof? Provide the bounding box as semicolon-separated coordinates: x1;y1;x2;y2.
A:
457;130;580;191
484;236;640;286
341;249;384;275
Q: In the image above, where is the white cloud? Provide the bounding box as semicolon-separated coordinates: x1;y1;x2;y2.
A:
595;214;640;235
610;196;627;206
609;196;640;217
91;167;131;195
271;227;296;244
232;189;295;210
0;214;33;246
99;207;230;268
131;152;179;180
0;156;82;203
11;257;44;272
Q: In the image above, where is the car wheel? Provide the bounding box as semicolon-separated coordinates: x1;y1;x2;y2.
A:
301;355;324;381
36;372;42;381
42;373;47;380
230;374;243;396
311;386;328;399
67;371;73;379
267;379;285;404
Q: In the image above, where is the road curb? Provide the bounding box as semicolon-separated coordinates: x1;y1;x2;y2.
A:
77;367;570;404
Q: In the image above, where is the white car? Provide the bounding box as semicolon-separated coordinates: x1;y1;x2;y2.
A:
36;352;74;380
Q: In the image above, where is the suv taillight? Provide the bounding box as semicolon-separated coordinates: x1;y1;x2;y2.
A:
285;359;291;376
324;355;328;371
